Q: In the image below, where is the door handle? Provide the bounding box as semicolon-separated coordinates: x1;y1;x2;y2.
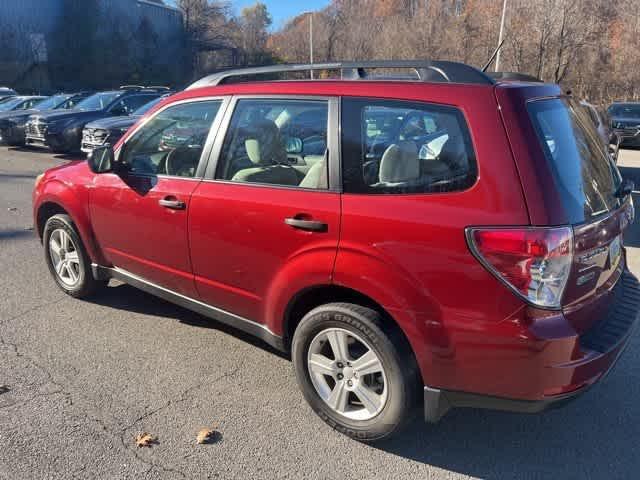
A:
159;197;186;210
284;216;328;232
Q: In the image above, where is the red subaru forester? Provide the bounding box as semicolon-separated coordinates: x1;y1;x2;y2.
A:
33;61;638;441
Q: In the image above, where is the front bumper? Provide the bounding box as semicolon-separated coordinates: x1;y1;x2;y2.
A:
424;270;639;422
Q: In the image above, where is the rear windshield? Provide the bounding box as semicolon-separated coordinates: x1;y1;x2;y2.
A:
528;98;622;224
608;104;640;118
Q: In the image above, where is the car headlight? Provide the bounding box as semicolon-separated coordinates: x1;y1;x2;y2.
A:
34;173;44;188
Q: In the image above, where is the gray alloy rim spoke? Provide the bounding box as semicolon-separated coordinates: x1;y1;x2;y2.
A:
307;327;389;421
308;353;337;377
326;330;351;362
65;250;80;265
351;349;383;376
352;384;383;415
326;380;349;413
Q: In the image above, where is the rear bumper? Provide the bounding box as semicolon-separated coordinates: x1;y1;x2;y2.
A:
424;270;639;422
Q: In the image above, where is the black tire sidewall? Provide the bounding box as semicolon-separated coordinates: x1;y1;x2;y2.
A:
43;214;94;297
292;304;415;441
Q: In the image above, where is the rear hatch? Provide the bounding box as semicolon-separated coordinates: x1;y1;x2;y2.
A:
527;97;633;333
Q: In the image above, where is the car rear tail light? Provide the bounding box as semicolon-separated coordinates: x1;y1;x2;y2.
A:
466;227;573;309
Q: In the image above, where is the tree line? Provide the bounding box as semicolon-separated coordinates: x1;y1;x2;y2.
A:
266;0;640;105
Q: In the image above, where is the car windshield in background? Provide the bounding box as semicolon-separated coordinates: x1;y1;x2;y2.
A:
133;97;163;116
75;91;122;111
528;98;622;223
609;104;640;118
0;97;26;112
32;95;68;111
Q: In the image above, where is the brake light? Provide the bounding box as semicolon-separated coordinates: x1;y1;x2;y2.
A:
467;227;573;309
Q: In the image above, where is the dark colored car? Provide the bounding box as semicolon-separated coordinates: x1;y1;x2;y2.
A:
0;96;47;113
0;87;17;103
81;95;171;154
33;61;638;441
0;92;92;146
608;102;640;148
581;100;619;162
25;87;169;153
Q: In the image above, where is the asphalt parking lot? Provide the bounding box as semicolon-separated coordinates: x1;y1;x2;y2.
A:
1;146;639;480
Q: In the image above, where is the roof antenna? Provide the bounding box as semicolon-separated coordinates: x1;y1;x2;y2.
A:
482;37;506;72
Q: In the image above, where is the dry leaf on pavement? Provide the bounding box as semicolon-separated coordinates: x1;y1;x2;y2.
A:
196;427;217;444
0;385;9;395
135;432;157;448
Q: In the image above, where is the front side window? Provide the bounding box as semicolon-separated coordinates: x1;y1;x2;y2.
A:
75;91;123;112
215;99;329;190
119;100;221;178
341;98;477;194
110;95;159;116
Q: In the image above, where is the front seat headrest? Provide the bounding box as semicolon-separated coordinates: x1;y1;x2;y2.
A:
244;119;287;165
379;141;420;184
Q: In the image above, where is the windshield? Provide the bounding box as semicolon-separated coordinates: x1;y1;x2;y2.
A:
133;97;164;116
529;98;622;223
0;97;26;112
75;91;122;112
608;104;640;119
33;95;67;111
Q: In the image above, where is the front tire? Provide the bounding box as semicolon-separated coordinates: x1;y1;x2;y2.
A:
292;302;419;441
43;214;105;298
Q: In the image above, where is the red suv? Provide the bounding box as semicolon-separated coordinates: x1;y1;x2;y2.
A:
33;61;639;441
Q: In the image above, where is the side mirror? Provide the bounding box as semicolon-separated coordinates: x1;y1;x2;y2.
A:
285;137;303;154
87;145;115;173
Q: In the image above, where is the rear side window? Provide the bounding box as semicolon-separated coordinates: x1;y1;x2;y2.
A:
341;98;477;194
528;98;622;223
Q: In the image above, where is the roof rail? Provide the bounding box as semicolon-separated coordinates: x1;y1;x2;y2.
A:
186;60;495;90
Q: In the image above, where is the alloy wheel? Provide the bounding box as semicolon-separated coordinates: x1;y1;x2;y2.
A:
307;328;388;421
48;228;81;287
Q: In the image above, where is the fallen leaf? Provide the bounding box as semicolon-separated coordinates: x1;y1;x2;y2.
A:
196;427;217;444
0;385;9;395
7;207;17;212
135;432;157;448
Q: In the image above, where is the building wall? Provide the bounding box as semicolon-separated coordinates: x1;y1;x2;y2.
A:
0;0;184;91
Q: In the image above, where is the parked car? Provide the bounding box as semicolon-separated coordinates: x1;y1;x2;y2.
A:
33;61;638;441
81;94;171;154
581;100;620;162
608;102;640;148
0;92;92;146
0;96;47;114
25;87;169;153
0;87;17;103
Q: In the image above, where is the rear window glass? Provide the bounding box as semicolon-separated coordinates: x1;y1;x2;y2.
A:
341;98;477;194
528;98;622;223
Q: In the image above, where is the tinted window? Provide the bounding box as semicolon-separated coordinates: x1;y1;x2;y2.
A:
75;91;122;111
608;104;640;118
133;96;164;116
33;95;66;110
110;95;159;115
0;97;27;112
120;100;221;178
215;99;329;189
528;98;622;223
341;98;477;194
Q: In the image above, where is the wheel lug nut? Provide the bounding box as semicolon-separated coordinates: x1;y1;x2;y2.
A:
337;373;343;380
337;362;344;369
347;380;353;387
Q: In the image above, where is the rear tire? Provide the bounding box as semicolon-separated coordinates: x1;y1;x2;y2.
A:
43;214;105;298
292;302;419;442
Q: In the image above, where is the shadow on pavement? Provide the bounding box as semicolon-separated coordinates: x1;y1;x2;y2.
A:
0;228;35;240
89;282;288;359
373;363;640;478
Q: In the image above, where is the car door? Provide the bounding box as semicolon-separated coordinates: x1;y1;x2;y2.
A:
90;97;229;297
189;96;341;324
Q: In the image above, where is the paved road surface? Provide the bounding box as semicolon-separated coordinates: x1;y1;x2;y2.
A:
1;146;639;479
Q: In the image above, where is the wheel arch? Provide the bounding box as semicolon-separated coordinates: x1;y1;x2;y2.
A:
283;285;418;366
